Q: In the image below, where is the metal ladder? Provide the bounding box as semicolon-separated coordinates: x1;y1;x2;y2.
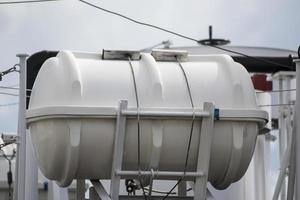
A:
88;99;215;200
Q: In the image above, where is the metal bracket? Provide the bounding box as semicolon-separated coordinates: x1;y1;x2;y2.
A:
214;108;220;121
102;50;141;60
151;49;188;62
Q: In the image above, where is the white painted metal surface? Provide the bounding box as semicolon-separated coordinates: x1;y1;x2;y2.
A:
14;54;28;200
295;59;300;200
272;71;296;200
48;181;69;200
26;51;267;190
208;91;272;200
25;132;38;200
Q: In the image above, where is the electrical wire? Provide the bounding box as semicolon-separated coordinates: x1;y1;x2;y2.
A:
162;59;196;200
78;0;295;70
127;57;148;200
144;187;192;195
0;92;19;97
0;86;32;92
0;0;59;4
206;45;294;70
0;84;19;91
78;0;198;43
143;187;176;195
0;86;19;90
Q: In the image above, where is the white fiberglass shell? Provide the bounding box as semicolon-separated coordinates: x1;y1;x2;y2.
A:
27;51;267;189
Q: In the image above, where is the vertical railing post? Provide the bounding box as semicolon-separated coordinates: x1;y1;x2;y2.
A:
278;76;287;200
294;59;300;200
110;100;128;200
194;102;215;200
14;54;29;200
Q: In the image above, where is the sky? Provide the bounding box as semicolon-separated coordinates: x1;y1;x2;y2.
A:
0;0;299;131
0;0;298;198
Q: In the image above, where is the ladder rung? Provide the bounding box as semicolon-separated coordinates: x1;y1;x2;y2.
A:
121;110;210;118
115;170;204;179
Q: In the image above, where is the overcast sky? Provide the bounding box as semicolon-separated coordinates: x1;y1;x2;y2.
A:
0;0;300;132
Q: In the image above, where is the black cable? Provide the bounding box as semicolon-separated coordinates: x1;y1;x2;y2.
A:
127;57;148;200
162;60;196;200
206;45;294;70
78;0;294;70
78;0;198;43
0;0;59;4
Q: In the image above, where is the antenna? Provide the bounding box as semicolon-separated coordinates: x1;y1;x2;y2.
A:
198;25;230;46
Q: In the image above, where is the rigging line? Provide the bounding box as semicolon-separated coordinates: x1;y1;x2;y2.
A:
0;92;18;97
78;0;294;70
259;103;295;107
0;86;32;91
0;103;19;107
0;84;19;91
78;0;198;43
162;59;196;200
256;89;296;94
206;45;294;70
127;57;148;200
0;0;60;4
0;86;19;90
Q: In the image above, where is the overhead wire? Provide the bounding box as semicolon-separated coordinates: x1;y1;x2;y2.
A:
77;0;295;70
0;0;293;69
0;86;32;92
206;45;294;69
256;89;296;94
0;0;59;4
78;0;199;43
0;92;19;97
0;86;19;90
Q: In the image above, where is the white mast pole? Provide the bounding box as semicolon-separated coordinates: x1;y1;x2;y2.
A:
14;54;29;200
295;58;300;199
